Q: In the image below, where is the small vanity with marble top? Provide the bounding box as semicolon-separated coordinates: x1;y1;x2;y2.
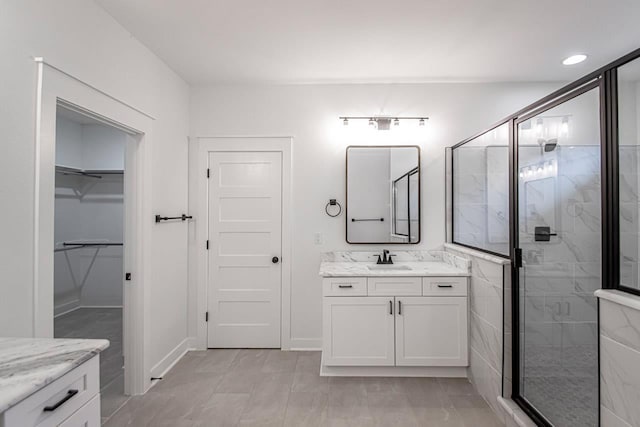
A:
0;338;108;427
319;250;471;377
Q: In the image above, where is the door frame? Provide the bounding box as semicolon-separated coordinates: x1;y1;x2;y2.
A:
193;136;293;350
34;58;154;395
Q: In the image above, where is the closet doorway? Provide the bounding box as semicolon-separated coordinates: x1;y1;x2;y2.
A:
53;105;129;419
35;60;153;401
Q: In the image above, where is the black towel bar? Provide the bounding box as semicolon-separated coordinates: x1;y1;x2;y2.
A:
155;214;193;223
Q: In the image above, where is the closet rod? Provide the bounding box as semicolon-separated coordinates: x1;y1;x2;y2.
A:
62;242;123;246
55;242;123;253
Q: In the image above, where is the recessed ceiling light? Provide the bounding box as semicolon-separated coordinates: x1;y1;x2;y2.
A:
562;54;587;65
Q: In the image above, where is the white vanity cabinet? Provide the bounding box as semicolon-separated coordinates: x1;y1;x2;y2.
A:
395;296;467;366
1;355;101;427
322;296;395;366
322;276;468;369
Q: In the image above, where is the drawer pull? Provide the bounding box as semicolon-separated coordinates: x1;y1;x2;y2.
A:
43;389;78;412
437;284;454;288
338;284;353;288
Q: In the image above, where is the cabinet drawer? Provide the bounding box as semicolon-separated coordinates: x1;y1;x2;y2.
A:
57;394;101;427
422;277;468;296
323;277;367;296
367;277;422;296
3;355;100;427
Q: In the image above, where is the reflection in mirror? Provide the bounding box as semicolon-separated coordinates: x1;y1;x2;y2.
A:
346;146;420;244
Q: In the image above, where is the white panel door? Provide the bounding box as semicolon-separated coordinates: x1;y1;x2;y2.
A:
395;297;468;366
322;297;395;366
207;151;282;348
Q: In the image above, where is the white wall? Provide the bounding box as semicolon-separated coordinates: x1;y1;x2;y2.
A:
0;0;189;379
189;82;562;347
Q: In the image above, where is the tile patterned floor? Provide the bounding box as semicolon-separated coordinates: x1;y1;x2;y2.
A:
55;308;128;422
522;346;599;426
104;349;503;427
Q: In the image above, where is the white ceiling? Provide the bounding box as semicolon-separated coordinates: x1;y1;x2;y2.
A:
95;0;640;85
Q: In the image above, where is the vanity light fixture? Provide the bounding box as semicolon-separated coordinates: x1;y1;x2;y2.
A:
339;116;429;130
562;54;587;65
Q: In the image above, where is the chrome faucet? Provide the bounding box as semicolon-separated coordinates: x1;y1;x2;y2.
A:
375;249;394;265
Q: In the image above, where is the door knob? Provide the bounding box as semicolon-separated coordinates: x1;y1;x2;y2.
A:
272;256;280;264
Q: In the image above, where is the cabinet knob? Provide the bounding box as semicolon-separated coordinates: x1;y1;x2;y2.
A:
272;256;279;264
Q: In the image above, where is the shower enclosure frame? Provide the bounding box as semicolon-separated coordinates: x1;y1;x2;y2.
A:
511;78;604;427
510;51;640;426
449;46;640;426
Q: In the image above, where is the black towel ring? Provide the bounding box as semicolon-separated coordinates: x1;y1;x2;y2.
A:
325;199;342;217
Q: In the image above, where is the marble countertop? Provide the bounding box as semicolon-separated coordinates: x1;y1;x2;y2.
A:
319;261;470;277
0;338;109;413
319;250;470;277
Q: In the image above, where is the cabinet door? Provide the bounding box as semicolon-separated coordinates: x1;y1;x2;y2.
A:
58;394;101;427
395;297;468;366
323;297;395;366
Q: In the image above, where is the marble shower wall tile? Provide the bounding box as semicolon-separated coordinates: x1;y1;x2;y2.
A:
601;299;640;352
601;334;640;427
444;245;507;418
602;405;633;427
468;348;504;420
598;292;640;427
453;144;510;256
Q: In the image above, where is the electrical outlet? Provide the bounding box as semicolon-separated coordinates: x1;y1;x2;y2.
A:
314;232;323;245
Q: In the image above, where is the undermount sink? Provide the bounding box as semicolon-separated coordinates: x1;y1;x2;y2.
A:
367;264;412;271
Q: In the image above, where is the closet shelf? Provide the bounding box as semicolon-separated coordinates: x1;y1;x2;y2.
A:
55;165;124;179
54;242;123;253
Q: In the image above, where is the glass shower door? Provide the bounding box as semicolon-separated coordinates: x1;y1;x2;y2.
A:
516;85;601;426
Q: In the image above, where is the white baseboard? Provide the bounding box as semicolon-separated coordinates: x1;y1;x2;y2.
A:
149;337;190;380
54;300;81;317
186;336;202;350
320;364;467;377
320;351;467;377
288;337;322;351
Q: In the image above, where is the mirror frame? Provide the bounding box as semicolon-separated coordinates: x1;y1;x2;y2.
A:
345;145;421;244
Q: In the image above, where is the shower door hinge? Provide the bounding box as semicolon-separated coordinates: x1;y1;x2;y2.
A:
205;311;209;322
515;248;523;268
206;168;210;178
206;240;209;250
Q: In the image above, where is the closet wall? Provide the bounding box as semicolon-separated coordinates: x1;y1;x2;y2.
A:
54;115;125;315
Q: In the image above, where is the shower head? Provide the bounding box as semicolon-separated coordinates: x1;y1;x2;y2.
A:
538;138;558;152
